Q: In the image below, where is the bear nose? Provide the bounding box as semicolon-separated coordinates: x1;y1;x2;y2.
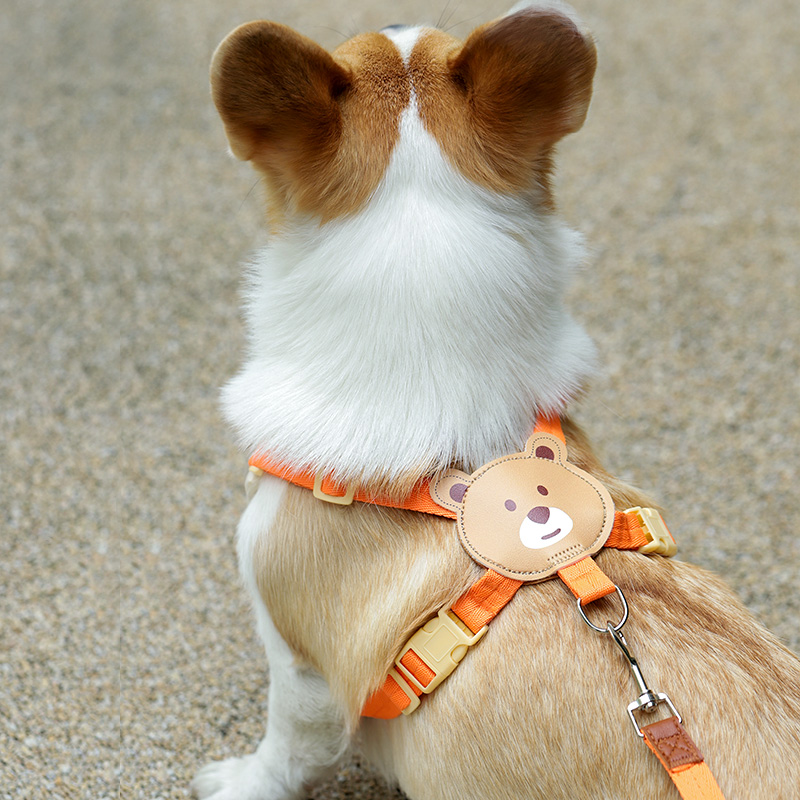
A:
528;506;550;524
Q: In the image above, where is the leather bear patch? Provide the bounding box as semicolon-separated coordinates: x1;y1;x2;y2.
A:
431;434;614;581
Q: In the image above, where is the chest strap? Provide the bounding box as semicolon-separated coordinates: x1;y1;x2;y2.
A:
362;556;619;719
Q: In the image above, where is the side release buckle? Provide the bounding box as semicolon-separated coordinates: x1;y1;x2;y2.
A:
626;506;677;557
394;608;488;711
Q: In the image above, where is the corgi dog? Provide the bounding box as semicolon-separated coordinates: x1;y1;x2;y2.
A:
193;3;800;799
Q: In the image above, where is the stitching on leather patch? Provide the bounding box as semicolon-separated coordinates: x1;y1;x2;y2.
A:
642;718;704;769
547;543;585;566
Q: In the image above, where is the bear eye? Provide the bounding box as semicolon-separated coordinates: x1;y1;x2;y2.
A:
537;485;548;496
504;499;517;511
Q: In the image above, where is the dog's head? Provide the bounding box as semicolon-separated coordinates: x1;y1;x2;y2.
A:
210;3;596;224
213;4;600;488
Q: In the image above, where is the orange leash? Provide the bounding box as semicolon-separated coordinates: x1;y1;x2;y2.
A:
641;717;726;800
567;563;726;800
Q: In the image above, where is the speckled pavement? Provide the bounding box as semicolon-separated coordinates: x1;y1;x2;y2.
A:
0;1;797;798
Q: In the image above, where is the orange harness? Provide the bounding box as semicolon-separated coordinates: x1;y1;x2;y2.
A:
248;417;724;800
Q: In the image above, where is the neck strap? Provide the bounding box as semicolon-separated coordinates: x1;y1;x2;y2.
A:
248;414;566;518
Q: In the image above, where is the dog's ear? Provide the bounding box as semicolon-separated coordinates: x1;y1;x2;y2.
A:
430;469;474;513
449;4;596;155
210;21;350;164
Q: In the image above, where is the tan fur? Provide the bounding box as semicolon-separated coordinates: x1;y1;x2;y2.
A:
255;416;800;798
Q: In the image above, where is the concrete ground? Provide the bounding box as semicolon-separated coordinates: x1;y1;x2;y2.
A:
0;0;798;798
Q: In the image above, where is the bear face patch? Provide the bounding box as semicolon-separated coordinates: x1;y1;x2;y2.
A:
430;434;614;581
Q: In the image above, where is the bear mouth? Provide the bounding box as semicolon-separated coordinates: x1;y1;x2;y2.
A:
519;507;573;550
541;528;562;540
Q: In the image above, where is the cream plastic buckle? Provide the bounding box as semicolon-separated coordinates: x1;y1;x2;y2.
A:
394;608;488;711
626;506;677;557
313;471;355;505
245;465;264;502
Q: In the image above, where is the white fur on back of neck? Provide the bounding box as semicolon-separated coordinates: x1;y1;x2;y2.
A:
221;100;596;484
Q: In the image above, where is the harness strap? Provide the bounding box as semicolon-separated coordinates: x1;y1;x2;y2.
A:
607;510;649;549
249;414;573;521
557;556;617;603
451;570;524;634
249;421;671;554
362;556;615;719
361;569;523;718
248;454;456;518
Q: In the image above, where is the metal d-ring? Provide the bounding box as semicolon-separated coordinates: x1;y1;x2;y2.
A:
576;584;629;633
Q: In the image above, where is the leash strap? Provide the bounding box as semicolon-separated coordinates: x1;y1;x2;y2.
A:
575;579;726;800
641;717;726;800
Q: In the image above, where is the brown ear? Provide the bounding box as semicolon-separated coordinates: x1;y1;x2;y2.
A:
449;6;596;157
210;21;351;163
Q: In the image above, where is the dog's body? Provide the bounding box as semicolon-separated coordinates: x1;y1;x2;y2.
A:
194;5;800;799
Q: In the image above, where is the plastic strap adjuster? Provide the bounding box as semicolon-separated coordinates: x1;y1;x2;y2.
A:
386;668;421;716
626;506;677;557
312;471;355;505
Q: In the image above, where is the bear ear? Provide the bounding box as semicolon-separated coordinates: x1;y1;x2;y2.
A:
524;433;567;463
210;21;351;163
430;469;474;512
449;3;596;153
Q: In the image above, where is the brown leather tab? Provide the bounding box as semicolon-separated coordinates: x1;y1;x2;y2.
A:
641;716;704;770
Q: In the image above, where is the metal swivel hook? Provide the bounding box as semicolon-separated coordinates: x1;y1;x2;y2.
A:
576;584;681;736
606;623;667;716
